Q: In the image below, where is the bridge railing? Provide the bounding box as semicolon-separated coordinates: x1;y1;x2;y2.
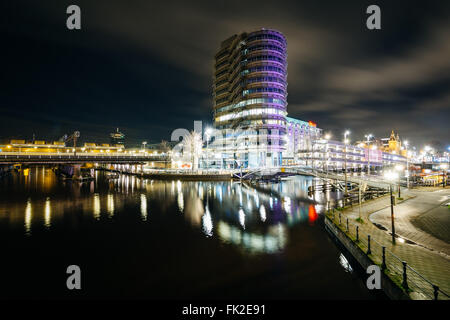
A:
0;152;168;157
142;168;234;176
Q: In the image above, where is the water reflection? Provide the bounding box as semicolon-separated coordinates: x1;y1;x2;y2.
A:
24;198;32;235
177;191;184;213
107;194;114;218
339;253;353;273
140;194;147;221
93;193;101;219
44;197;51;228
238;208;246;229
259;205;266;222
202;205;213;237
0;167;343;254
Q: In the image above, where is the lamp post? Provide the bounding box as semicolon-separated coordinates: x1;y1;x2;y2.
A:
344;130;350;197
142;141;147;153
384;170;399;244
365;134;373;176
395;164;404;198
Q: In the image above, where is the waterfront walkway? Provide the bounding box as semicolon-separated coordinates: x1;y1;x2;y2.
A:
336;187;450;299
370;187;450;256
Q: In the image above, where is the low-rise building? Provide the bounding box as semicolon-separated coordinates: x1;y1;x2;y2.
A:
282;117;322;165
297;138;407;172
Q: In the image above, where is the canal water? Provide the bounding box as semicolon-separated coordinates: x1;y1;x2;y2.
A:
0;166;385;299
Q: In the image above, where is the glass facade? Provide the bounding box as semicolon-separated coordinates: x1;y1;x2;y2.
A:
212;29;288;168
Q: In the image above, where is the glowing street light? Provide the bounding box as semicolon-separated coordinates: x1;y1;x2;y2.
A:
384;170;399;244
384;170;399;181
395;164;404;197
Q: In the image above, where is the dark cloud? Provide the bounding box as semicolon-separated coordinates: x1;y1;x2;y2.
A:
1;0;449;148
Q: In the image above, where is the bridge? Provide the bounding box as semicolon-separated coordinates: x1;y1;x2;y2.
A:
303;169;398;189
233;166;396;187
0;152;169;164
232;165;400;203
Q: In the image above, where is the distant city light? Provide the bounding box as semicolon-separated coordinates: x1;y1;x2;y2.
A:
384;170;399;181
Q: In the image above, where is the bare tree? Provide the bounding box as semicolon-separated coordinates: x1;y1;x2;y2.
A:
183;131;203;170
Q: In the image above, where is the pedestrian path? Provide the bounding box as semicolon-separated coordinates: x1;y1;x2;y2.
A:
370;188;450;256
334;189;450;299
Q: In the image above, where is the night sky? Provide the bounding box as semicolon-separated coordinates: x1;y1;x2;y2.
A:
1;0;449;148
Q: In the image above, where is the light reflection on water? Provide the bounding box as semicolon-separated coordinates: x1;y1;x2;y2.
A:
24;198;32;235
140;193;148;221
0;166;385;300
0;167;343;255
44;197;51;228
339;253;354;273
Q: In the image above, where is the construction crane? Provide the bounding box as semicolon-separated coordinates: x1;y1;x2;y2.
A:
59;131;80;154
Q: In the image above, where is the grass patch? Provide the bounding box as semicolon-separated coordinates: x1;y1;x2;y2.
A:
397;197;404;201
355;217;364;224
384;268;413;294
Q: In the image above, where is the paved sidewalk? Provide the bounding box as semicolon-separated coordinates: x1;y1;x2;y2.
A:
338;189;450;298
369;188;450;256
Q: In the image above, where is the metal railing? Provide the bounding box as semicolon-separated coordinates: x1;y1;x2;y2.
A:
327;210;449;300
0;151;167;157
142;168;234;176
0;152;169;163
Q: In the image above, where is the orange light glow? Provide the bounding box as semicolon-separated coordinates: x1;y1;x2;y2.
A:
308;204;318;224
308;121;317;127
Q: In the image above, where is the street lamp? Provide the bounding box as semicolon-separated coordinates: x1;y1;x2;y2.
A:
395;164;404;197
384;170;399;244
365;134;373;176
142;141;147;153
344;130;350;197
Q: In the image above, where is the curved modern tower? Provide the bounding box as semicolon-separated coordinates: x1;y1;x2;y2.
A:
212;29;287;168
